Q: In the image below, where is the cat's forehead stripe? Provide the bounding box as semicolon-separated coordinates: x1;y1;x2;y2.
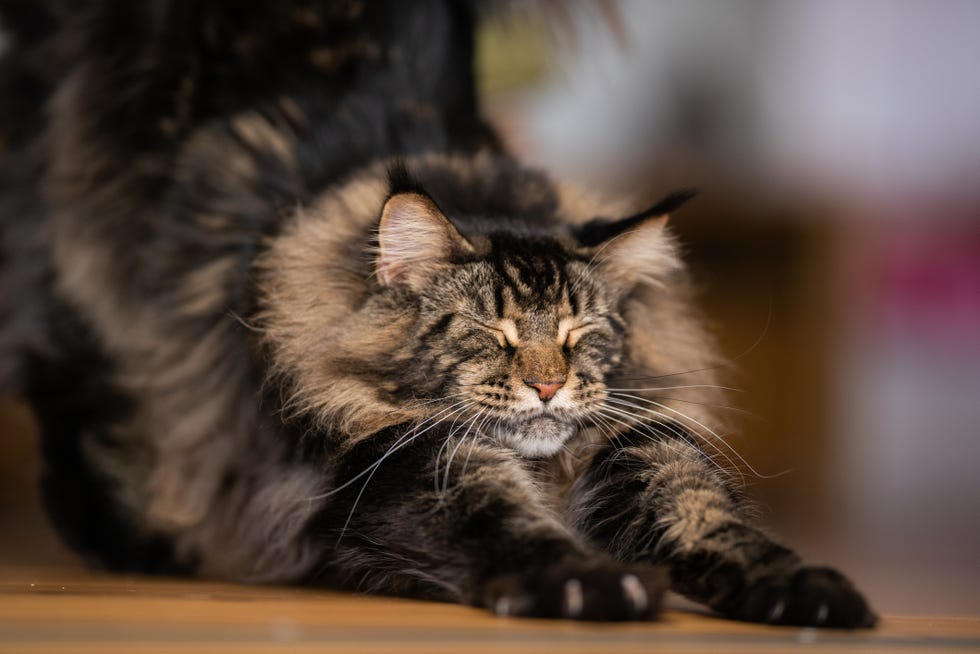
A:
493;284;506;318
492;254;571;309
567;281;580;315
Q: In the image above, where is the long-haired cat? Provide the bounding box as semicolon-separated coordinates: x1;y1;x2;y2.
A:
0;0;875;626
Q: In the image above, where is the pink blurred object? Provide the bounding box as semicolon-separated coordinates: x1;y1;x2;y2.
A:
871;222;980;345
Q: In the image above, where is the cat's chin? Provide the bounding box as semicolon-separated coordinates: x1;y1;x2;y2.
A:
493;416;576;458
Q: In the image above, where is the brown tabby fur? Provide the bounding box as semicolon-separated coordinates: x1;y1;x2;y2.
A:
0;0;875;625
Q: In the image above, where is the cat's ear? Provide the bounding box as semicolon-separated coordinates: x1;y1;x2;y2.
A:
375;191;473;290
575;189;696;289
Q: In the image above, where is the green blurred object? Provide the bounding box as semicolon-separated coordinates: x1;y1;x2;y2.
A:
476;20;550;98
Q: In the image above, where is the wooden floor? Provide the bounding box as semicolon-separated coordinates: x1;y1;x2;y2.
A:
2;565;979;654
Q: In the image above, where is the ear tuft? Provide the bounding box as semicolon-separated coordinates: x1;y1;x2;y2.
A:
386;159;430;197
576;189;694;290
575;188;696;247
375;192;472;290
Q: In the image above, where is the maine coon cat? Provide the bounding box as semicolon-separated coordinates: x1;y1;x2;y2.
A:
0;0;875;626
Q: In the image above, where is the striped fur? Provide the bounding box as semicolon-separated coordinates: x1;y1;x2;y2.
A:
0;0;874;625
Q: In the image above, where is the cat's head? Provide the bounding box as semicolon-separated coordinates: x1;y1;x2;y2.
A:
260;154;705;458
372;163;693;457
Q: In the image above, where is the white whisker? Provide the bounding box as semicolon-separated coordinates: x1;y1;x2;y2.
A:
605;384;743;394
605;394;789;481
434;405;474;494
336;400;476;543
440;410;484;498
600;400;742;481
595;407;697;463
459;412;496;482
297;398;474;504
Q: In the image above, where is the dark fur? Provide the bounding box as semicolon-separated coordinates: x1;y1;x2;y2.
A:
0;0;874;626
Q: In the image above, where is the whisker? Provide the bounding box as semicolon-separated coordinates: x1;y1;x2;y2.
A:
588;406;681;448
606;366;728;384
433;406;474;494
593;407;688;457
459;412;497;482
336;401;476;543
297;399;474;504
441;410;484;498
607;390;753;417
600;401;742;482
586;412;642;454
611;301;773;384
605;395;788;481
600;399;692;439
605;384;743;394
227;310;263;332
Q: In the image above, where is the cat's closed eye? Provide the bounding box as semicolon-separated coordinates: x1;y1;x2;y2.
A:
487;319;519;351
558;319;593;351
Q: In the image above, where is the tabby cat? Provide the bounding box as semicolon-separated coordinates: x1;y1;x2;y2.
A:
0;0;875;626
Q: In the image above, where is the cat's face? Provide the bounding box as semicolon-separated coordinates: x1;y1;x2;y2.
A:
412;255;626;457
375;185;688;458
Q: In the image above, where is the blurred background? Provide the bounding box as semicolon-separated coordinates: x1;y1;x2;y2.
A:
2;0;979;617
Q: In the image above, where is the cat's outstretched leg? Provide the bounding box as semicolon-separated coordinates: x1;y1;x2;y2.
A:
309;425;666;621
568;427;877;628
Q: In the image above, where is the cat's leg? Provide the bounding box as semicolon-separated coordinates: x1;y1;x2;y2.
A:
567;427;877;628
309;426;666;621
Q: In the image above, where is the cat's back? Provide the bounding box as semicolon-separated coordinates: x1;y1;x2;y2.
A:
0;0;497;388
0;0;502;571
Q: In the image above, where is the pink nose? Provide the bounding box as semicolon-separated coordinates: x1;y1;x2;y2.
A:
524;379;565;401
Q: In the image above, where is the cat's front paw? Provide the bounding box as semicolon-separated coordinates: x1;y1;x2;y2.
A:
728;566;877;628
482;563;668;621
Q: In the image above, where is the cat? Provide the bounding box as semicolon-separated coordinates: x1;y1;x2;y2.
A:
0;0;875;626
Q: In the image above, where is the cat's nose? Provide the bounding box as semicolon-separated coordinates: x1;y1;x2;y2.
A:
524;379;566;402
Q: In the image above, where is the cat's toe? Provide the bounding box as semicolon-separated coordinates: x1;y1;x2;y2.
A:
733;566;877;628
484;564;667;621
